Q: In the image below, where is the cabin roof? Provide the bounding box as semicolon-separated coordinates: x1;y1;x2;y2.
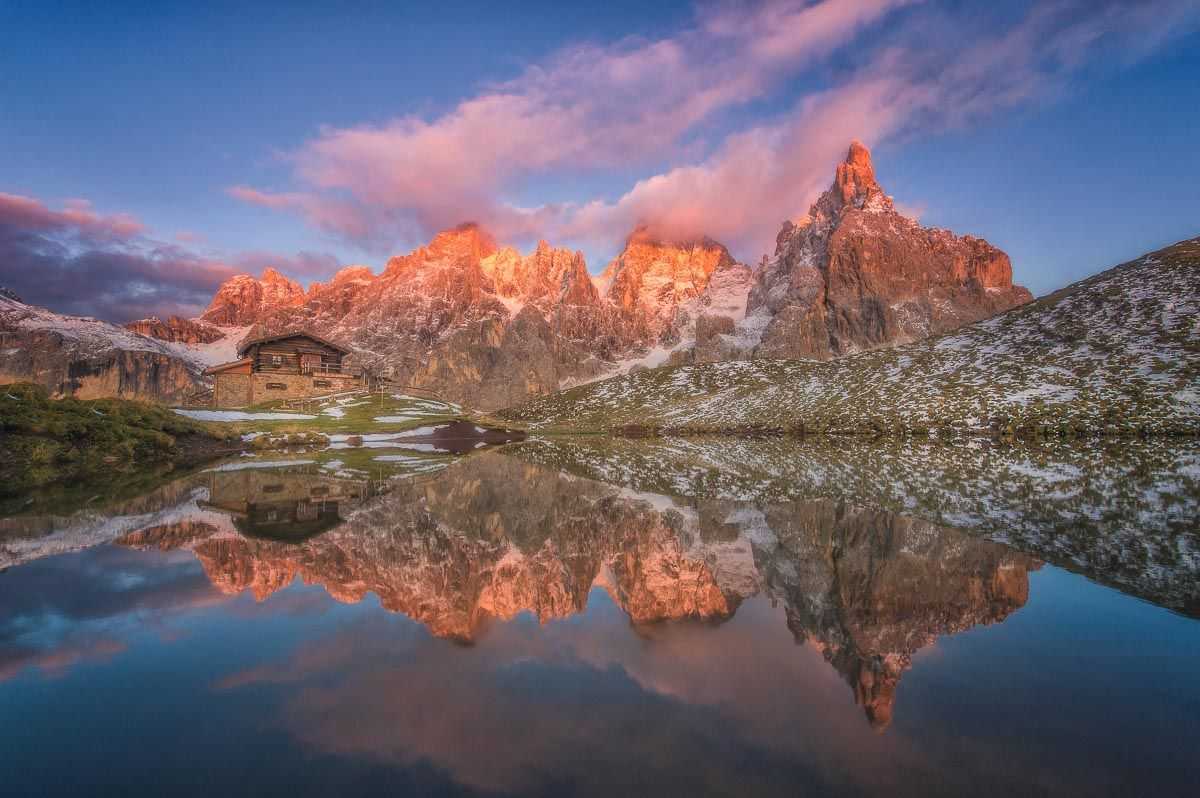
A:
236;330;350;358
203;357;253;375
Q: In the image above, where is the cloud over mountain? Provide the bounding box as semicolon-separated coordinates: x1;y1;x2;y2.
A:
230;0;1200;259
0;192;341;322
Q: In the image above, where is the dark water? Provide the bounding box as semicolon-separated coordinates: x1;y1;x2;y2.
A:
1;438;1198;796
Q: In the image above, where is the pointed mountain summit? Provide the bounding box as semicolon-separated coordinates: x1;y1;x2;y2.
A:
601;225;740;345
425;222;498;262
483;238;597;308
833;139;889;211
745;140;1032;359
201;268;305;326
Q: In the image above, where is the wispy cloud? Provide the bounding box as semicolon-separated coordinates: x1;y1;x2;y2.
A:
231;0;1200;260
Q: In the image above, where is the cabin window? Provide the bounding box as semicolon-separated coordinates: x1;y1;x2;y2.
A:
271;354;283;366
313;379;331;388
266;382;287;390
263;484;284;494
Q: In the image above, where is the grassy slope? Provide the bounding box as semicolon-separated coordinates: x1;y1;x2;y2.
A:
502;238;1199;436
1;382;239;494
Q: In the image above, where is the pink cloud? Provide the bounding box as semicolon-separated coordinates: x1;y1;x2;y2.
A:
232;0;912;245
228;184;382;243
526;0;1200;258
230;0;1200;260
554;74;914;256
0;192;146;240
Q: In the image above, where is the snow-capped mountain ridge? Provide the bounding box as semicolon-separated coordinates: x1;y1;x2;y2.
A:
0;294;206;400
172;142;1029;410
503;236;1200;435
2;142;1034;407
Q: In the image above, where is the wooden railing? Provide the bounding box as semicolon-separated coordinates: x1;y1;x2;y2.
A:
301;363;361;377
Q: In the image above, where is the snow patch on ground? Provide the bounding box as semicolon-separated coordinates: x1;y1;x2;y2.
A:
205;459;316;472
374;447;439;458
173;409;317;421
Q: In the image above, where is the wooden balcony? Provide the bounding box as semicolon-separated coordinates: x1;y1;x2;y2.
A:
300;363;361;377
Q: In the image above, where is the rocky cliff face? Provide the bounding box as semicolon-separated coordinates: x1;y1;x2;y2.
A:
601;227;738;347
200;267;306;326
743;141;1032;359
200;225;600;409
124;315;224;344
184;142;1029;409
192;225;760;409
0;293;204;401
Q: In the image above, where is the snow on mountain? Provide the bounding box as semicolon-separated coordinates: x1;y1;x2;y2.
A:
0;293;207;401
159;325;252;368
175;142;1031;410
2;294;187;358
503;237;1200;435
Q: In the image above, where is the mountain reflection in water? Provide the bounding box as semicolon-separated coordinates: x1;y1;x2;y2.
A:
114;453;1037;728
1;438;1198;796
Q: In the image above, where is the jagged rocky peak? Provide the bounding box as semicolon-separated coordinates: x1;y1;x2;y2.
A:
201;268;306;326
304;265;376;299
483;238;596;307
330;265;375;285
258;267;306;304
426;221;498;262
591;224;749;353
379;222;499;282
834;139;890;211
785;140;893;242
746;139;1033;360
603;224;739;331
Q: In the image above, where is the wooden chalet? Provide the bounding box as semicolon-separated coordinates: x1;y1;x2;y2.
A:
204;331;365;408
238;331;351;376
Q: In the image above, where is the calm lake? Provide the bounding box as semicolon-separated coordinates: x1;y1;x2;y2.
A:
2;436;1198;796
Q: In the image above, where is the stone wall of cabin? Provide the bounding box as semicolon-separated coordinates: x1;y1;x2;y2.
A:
214;373;252;408
211;371;362;408
250;373;314;403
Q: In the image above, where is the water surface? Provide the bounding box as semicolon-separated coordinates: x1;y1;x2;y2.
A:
2;438;1197;796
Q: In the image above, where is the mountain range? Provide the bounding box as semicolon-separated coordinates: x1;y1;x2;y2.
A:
505;237;1199;435
0;142;1034;409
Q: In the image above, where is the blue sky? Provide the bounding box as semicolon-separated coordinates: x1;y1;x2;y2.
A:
1;0;1198;320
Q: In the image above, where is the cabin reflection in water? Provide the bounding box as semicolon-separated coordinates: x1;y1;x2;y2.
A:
199;467;383;541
